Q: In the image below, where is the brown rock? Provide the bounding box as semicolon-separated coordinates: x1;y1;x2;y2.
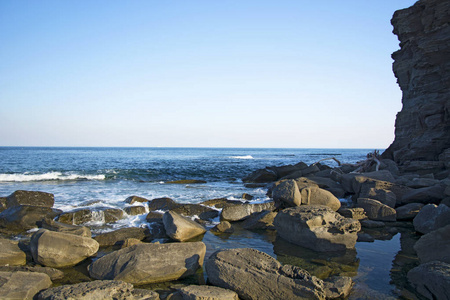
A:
6;190;54;208
0;271;52;300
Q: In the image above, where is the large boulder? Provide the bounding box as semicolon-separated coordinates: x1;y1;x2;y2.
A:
242;168;278;183
242;211;277;230
171;204;219;221
36;280;136;300
0;265;64;281
148;197;179;211
299;186;341;211
407;261;450;300
414;224;450;264
205;248;326;300
39;218;91;237
93;227;148;247
56;207;124;225
274;206;361;252
356;198;396;222
400;184;446;205
124;195;149;204
221;202;275;222
339;171;396;194
395;203;424;221
0;271;52;300
272;180;301;208
358;187;396;208
0;205;61;234
30;229;99;268
88;242;206;285
413;204;450;234
6;190;54;208
173;285;239;300
163;211;206;242
124;206;147;216
0;238;26;266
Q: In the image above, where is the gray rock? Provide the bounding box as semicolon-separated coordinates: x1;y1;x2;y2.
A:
408;261;450;300
94;227;148;247
163;211;206;242
395;203;424;220
340;171;396;194
413;204;450;234
360;219;385;228
242;211;277;230
0;238;26;266
57;207;124;225
358;187;396;208
36;280;135;300
357;232;375;242
205;248;326;300
0;271;52;300
200;198;242;209
401;184;446;205
30;229;99;268
211;221;234;234
88;242;206;285
124;206;147;216
132;288;160;300
242;193;254;200
323;276;354;299
0;265;64;281
414;224;450;264
0;205;61;234
221;202;275;222
357;198;396;222
272;180;301;208
171;204;219;221
40;218;92;237
124;195;149;204
176;285;239;300
0;197;6;213
274;206;360;252
242;168;277;183
6;190;54;208
148;197;179;211
407;177;442;189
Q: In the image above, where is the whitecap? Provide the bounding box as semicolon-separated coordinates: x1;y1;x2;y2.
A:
230;155;254;160
0;172;106;182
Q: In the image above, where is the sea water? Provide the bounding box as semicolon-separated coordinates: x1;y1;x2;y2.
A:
0;147;416;298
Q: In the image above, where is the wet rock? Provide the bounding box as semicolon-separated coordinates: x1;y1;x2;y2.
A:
124;195;149;204
171;204;219;221
200;198;242;209
205;248;326;300
39;218;91;237
56;207;124;225
414;224;450;264
357;198;396;222
124;206;147;216
242;211;277;230
148;197;179;211
0;238;26;266
94;227;148;247
274;206;361;252
0;271;52;300
166;179;207;184
30;229;99;268
0;205;61;234
395;203;424;221
300;186;341;211
163;211;206;242
323;276;354;299
174;285;239;300
211;221;234;234
221;202;275;222
357;232;375;242
36;280;135;300
337;208;367;220
0;265;64;281
413;204;450;234
88;242;206;284
408;261;450;300
272;180;301;208
242;193;254;200
6;190;54;208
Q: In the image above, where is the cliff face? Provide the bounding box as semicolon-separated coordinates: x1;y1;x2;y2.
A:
382;0;450;174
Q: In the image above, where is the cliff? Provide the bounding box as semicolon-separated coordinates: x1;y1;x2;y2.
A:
382;0;450;175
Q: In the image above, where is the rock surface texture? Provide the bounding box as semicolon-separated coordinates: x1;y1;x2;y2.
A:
382;0;450;172
408;261;450;300
0;271;52;300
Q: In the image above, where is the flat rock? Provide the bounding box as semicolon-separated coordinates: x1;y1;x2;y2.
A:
413;204;450;234
274;206;360;252
94;227;148;247
200;198;242;209
39;218;92;237
0;205;61;234
176;285;239;300
6;190;54;208
400;184;446;205
358;187;396;208
357;198;396;222
221;202;275;222
0;265;64;281
31;229;99;268
88;242;206;285
0;271;52;300
408;261;450;300
205;248;326;300
163;211;206;242
57;207;124;225
414;224;450;264
166;179;207;184
0;238;26;266
395;203;424;220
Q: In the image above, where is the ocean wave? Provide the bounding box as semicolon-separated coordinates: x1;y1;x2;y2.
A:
0;172;106;182
230;155;254;160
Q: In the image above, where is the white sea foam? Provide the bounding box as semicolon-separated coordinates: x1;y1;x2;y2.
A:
0;172;106;182
230;155;254;159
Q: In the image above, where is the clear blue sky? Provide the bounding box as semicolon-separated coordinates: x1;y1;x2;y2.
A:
0;0;416;148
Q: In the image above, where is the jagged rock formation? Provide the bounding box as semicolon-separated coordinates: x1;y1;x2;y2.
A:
382;0;450;174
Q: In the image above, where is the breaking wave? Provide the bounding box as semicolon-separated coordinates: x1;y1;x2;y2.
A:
230;155;254;160
0;172;106;182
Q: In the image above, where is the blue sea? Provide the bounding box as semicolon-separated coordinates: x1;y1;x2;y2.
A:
0;147;413;298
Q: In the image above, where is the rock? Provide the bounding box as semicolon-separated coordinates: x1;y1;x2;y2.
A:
242;193;254;200
295;176;341;191
211;221;234;234
166;179;207;184
163;211;206;242
0;205;61;234
382;0;450;167
205;248;326;300
395;203;424;220
357;233;375;242
174;285;239;300
94;227;148;247
221;202;275;222
337;208;367;220
360;219;385;228
273;162;309;178
300;186;341;211
146;211;164;222
242;211;277;230
274;206;361;252
88;242;206;285
272;180;301;208
407;177;441;189
0;271;52;300
148;197;179;211
413;204;450;234
132;289;160;300
323;276;354;299
400;184;446;205
30;229;99;268
340;171;396;194
56;207;124;225
0;197;6;213
242;168;278;183
357;198;396;222
36;280;135;300
120;238;143;249
124;206;147;216
358;187;396;208
414;224;450;264
200;198;242;209
407;261;450;300
401;161;445;175
0;238;26;266
0;265;64;281
6;190;54;208
171;204;219;221
124;195;149;204
39;218;92;237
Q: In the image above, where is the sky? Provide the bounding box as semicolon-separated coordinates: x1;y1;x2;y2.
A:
0;0;417;148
